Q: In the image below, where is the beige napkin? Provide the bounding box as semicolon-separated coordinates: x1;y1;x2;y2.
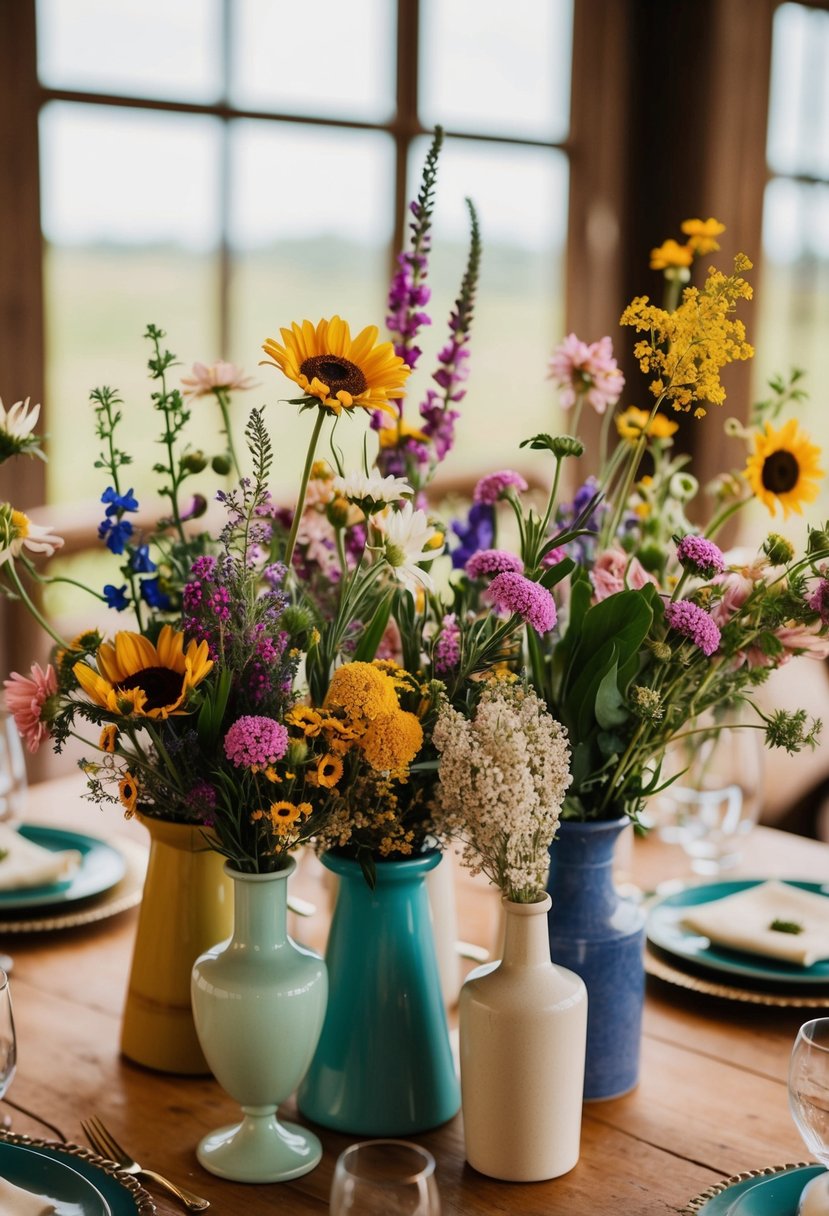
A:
0;1175;56;1215
680;880;829;967
0;824;81;892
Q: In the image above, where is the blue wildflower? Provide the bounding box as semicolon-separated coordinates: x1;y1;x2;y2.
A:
101;487;139;517
450;502;495;569
130;544;156;574
140;577;171;610
103;584;130;612
98;517;133;555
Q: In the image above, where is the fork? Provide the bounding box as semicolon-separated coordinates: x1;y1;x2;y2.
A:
81;1115;210;1211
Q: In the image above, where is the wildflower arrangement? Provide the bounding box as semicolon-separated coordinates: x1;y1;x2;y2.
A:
1;130;568;879
441;217;829;823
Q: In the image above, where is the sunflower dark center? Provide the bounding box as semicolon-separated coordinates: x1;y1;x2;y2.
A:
118;667;183;711
761;450;800;494
300;354;367;397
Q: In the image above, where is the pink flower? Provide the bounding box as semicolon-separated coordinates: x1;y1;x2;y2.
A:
776;621;829;661
541;545;567;569
181;361;257;397
465;549;524;579
664;600;721;656
487;573;557;634
473;470;528;506
434;613;461;674
3;662;56;753
224;716;289;769
547;334;625;415
710;560;767;627
591;548;657;602
808;578;829;626
676;535;725;579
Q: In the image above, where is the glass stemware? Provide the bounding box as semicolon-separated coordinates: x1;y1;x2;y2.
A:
0;712;27;825
788;1018;829;1215
330;1140;441;1215
0;970;17;1102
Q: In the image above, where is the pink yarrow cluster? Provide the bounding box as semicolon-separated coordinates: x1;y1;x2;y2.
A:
547;333;624;415
465;549;524;579
676;535;726;579
664;600;721;656
224;715;289;769
473;470;528;506
3;662;56;753
434;613;461;675
808;577;829;626
488;573;557;635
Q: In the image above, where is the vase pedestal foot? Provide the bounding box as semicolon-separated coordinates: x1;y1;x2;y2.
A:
196;1107;322;1183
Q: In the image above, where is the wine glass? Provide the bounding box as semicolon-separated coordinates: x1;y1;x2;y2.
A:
788;1018;829;1215
0;711;27;825
0;971;17;1103
330;1140;441;1215
653;716;764;875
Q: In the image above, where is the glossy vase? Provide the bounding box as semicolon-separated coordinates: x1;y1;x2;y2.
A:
298;850;460;1135
460;894;587;1181
120;814;233;1075
546;817;646;1101
191;858;327;1183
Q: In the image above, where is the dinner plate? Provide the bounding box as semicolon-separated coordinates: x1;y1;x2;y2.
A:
683;1163;825;1214
0;1141;111;1214
0;1135;154;1215
0;826;126;911
647;880;829;990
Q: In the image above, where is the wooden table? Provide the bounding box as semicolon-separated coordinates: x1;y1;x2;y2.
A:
6;777;829;1215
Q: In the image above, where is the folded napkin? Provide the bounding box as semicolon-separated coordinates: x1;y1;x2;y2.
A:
681;880;829;967
0;1175;56;1215
0;824;81;892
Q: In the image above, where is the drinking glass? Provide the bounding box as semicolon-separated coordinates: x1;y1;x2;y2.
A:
329;1140;441;1215
653;718;764;875
0;971;17;1101
788;1018;829;1215
0;711;27;824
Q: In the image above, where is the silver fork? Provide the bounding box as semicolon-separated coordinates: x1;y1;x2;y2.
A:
81;1115;210;1212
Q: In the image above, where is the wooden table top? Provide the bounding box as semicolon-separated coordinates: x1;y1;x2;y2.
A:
6;775;829;1215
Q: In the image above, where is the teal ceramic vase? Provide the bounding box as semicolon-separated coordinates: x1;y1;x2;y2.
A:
297;849;460;1135
190;857;327;1183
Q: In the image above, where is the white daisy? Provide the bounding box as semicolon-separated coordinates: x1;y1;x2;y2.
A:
377;501;444;592
332;471;413;512
0;508;63;566
0;397;40;440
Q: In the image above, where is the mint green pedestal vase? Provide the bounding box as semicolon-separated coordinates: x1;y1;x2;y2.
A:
191;858;327;1183
297;850;460;1136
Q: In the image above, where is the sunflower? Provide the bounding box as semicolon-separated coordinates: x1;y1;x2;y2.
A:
261;316;410;416
118;771;138;816
316;753;344;789
73;625;213;719
745;419;824;518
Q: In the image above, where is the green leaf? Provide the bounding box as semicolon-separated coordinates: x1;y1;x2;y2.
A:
595;658;630;729
354;595;393;663
538;556;574;589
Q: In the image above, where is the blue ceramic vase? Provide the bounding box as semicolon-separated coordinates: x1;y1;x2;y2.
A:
546;817;645;1101
297;849;460;1135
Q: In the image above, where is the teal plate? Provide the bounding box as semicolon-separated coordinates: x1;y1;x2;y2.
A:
0;826;126;911
647;880;829;989
684;1164;825;1214
0;1142;110;1214
0;1136;154;1215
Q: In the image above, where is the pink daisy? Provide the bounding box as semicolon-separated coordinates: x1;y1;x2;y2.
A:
3;662;57;753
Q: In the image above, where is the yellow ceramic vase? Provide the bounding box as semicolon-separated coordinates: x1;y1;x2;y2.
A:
120;814;233;1075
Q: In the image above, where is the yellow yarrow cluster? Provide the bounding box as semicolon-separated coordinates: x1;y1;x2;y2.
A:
620;254;755;416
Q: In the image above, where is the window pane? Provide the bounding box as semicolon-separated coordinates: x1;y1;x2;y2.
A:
230;0;395;121
36;0;222;102
768;3;829;178
420;0;573;141
40;104;222;507
405;137;568;482
228;123;395;495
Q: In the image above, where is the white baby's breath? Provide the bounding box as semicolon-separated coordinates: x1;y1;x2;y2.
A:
432;683;571;902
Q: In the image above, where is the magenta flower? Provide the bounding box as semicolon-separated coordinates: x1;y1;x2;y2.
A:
473;470;529;506
808;578;829;626
547;333;624;415
465;549;524;579
488;573;557;634
676;535;726;580
541;546;567;569
224;715;289;769
664;600;721;656
434;613;461;675
3;662;56;753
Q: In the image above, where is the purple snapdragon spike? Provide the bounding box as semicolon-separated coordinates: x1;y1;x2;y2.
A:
418;198;481;471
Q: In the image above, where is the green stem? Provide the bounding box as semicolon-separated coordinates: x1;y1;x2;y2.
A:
598;404;616;472
705;497;748;540
284;408;326;570
215;389;242;482
6;564;68;649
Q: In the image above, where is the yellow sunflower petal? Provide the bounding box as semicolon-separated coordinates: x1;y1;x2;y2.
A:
156;624;186;673
73;662;113;709
113;631;159;679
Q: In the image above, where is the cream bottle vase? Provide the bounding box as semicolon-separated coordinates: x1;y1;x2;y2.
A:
459;892;587;1182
